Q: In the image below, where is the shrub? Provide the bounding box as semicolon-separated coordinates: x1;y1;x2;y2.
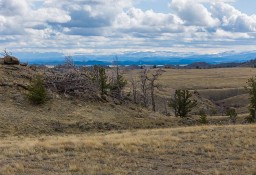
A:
28;75;47;104
198;109;208;124
226;108;237;124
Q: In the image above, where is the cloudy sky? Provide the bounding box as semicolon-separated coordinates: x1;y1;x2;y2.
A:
0;0;256;56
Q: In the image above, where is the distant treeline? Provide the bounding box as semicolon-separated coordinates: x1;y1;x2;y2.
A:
162;59;256;69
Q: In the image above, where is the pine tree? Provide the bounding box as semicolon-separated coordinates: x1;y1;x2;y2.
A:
169;89;197;118
245;77;256;122
98;67;109;96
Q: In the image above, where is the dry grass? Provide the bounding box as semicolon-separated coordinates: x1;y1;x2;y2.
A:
158;68;256;90
125;68;256;91
0;98;178;136
0;97;249;137
1;125;256;174
125;68;255;114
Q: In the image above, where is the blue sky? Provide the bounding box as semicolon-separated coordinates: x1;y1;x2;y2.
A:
1;0;256;58
136;0;256;14
233;0;256;14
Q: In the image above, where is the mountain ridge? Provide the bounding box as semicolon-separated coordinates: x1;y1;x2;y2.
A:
13;50;256;66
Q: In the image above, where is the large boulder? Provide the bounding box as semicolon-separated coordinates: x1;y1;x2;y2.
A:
3;55;20;65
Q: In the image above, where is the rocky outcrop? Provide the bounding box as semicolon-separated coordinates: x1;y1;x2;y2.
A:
1;55;20;65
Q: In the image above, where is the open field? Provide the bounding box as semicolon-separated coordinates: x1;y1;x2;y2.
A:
126;67;255;98
158;68;255;114
125;68;256;91
125;68;256;114
158;68;256;90
1;125;256;175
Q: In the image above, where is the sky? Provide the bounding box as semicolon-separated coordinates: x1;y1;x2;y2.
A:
1;0;256;57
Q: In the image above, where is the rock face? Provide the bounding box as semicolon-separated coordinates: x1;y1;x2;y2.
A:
0;56;20;65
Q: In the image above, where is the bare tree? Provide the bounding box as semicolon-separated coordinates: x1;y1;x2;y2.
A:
139;68;164;111
64;55;75;68
129;72;139;103
163;98;169;116
1;48;12;57
146;68;164;112
140;68;149;107
110;56;127;100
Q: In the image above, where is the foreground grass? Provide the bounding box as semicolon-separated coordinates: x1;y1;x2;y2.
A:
1;125;256;175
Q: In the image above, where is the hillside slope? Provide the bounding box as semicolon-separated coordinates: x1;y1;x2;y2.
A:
0;65;176;136
0;65;253;136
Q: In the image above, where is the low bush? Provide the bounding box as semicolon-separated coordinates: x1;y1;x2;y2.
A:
198;109;208;124
226;108;237;124
27;75;47;104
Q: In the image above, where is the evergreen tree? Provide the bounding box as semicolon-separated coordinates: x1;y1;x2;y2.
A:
245;77;256;122
98;67;109;96
169;89;197;118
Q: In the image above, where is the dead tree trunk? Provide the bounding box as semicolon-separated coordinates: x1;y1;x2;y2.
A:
130;75;138;103
146;69;163;112
140;68;149;107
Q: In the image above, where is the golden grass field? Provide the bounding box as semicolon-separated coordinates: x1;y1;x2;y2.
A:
125;68;256;114
158;68;256;90
1;66;256;174
125;67;256;90
1;125;256;175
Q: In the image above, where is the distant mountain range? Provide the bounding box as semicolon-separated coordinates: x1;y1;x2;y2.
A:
16;51;256;66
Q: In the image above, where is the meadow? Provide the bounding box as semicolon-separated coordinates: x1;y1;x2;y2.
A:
1;125;256;174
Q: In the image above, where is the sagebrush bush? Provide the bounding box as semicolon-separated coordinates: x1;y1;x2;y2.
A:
28;75;47;104
198;109;208;124
226;108;237;124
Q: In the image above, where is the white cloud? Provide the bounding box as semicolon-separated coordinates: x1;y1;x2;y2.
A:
215;28;252;39
34;8;71;23
0;0;29;16
170;0;219;27
210;2;256;32
0;0;256;55
114;8;184;35
0;0;71;36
